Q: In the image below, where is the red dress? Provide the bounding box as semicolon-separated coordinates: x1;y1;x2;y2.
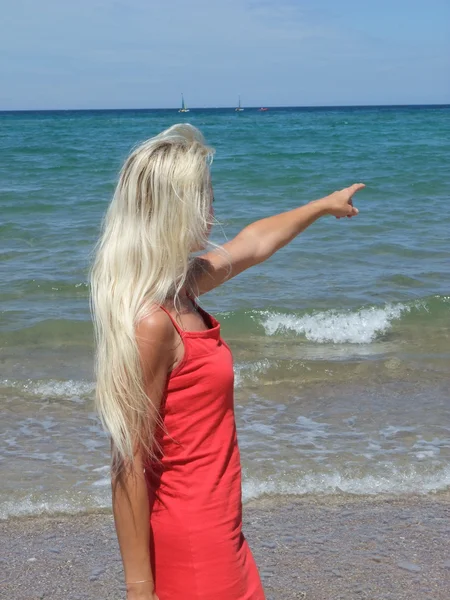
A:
145;304;266;600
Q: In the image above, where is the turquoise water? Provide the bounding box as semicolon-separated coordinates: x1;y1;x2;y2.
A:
1;106;450;518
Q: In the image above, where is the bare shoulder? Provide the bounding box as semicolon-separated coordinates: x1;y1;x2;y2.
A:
136;308;175;347
136;309;178;395
135;308;178;373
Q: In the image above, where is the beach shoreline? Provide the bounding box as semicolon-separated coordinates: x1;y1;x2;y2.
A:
2;493;449;600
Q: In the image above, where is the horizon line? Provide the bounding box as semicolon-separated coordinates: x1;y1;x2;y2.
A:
1;103;449;113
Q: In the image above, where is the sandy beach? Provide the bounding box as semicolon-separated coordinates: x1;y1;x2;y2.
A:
1;493;449;600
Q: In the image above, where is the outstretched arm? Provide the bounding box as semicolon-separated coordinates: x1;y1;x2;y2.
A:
194;183;365;295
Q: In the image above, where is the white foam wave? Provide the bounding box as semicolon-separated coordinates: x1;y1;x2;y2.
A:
234;359;271;388
259;303;409;344
2;466;449;520
242;465;450;502
0;490;111;521
1;378;94;401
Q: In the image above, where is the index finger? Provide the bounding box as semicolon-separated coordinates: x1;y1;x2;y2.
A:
348;183;365;195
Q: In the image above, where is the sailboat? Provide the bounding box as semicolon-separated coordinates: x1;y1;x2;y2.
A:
235;95;244;112
178;93;190;113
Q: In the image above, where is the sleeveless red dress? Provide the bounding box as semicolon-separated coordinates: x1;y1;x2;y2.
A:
145;304;266;600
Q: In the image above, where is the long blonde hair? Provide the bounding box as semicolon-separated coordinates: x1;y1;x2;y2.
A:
90;124;214;474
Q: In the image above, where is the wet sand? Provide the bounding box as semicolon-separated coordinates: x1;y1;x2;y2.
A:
1;494;449;600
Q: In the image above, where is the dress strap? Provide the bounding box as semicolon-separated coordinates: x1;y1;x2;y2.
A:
158;305;184;336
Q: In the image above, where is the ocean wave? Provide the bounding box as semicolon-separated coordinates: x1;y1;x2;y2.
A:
218;295;449;345
257;303;410;344
0;490;111;521
242;465;450;501
234;359;272;388
2;465;449;519
1;378;94;401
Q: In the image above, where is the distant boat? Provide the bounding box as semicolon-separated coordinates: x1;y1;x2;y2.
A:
235;95;244;112
178;93;190;113
258;107;268;112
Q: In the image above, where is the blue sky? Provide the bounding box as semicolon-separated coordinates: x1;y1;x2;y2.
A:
1;0;449;109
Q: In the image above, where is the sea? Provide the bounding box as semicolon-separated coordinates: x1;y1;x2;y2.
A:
1;105;449;520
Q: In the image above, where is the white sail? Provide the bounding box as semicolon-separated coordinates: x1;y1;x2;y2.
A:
179;93;190;113
235;95;244;112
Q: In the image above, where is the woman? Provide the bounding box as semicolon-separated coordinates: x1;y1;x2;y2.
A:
90;124;364;600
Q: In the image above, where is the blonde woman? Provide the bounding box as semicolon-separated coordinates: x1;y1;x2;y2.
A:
90;124;364;600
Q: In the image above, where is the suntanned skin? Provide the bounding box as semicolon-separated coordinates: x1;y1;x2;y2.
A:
114;184;365;600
